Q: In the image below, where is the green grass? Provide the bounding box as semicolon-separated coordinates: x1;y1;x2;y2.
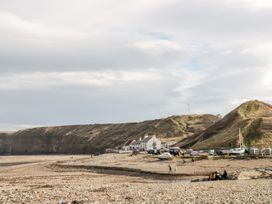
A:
243;118;263;147
239;101;261;118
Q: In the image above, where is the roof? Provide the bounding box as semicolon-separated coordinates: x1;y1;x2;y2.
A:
124;139;135;146
141;136;153;143
128;135;157;146
130;140;141;145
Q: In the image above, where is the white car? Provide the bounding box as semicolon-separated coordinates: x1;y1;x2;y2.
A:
230;148;245;155
190;150;200;156
158;152;173;160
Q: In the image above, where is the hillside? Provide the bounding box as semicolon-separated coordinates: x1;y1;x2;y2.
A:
176;100;272;149
0;114;218;154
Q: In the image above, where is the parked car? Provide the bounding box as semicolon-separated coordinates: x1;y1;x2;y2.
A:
215;149;224;155
260;148;272;156
160;148;169;153
169;147;181;156
208;149;215;155
190;150;200;156
248;147;259;155
229;148;245;155
147;148;158;155
221;149;231;155
158;152;173;160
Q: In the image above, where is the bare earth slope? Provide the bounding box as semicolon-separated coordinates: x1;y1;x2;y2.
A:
0;114;218;154
177;100;272;149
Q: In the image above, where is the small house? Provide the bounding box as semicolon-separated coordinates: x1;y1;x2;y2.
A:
140;134;161;151
125;134;161;151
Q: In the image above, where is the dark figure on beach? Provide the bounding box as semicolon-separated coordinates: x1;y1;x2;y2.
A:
211;172;215;180
208;172;214;180
168;164;172;172
209;170;228;181
208;172;213;181
222;170;228;179
215;171;221;180
191;158;195;162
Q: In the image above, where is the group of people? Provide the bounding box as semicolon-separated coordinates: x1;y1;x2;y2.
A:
208;170;228;180
167;163;229;181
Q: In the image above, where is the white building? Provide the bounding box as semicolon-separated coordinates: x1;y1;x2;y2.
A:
125;134;161;151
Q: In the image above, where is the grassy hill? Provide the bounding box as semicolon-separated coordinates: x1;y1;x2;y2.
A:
0;114;218;154
176;100;272;149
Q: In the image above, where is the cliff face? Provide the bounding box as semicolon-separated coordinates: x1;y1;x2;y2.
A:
0;114;218;154
176;100;272;149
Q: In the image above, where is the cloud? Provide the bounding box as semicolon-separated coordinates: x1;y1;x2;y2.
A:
127;39;182;55
0;70;164;90
0;12;89;41
1;0;272;130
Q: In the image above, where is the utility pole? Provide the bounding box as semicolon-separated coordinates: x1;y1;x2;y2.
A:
187;103;190;115
239;128;243;148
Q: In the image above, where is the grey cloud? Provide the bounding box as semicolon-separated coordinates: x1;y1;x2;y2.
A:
0;73;180;126
0;0;272;130
142;0;272;39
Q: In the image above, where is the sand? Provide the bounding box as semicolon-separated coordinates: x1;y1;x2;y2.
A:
0;154;271;203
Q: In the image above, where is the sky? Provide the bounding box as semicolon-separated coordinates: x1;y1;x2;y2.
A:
0;0;272;131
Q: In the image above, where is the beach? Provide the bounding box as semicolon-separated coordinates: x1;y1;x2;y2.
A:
0;154;271;203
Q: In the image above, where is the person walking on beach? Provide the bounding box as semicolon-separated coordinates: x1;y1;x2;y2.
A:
223;169;228;179
168;164;172;172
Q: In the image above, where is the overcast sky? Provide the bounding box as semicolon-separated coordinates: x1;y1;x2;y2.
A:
1;0;272;131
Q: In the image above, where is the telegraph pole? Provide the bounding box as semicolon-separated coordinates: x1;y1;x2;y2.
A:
239;128;243;148
187;103;190;115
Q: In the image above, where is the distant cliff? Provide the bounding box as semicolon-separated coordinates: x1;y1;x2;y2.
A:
0;114;218;154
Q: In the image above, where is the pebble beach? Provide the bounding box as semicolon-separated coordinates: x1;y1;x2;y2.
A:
0;154;271;203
